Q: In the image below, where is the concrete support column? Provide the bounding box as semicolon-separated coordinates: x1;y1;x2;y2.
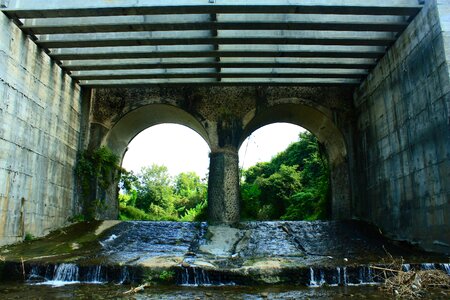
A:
207;148;240;224
330;161;351;220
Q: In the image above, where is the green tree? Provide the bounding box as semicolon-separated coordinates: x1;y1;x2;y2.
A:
134;164;175;212
118;165;208;221
174;172;207;209
256;164;302;219
241;131;330;221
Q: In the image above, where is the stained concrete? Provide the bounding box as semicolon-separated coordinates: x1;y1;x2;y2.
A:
353;0;450;253
0;12;82;245
207;150;240;224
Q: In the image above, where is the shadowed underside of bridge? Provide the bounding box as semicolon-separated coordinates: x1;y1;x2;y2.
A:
1;0;449;254
2;0;422;87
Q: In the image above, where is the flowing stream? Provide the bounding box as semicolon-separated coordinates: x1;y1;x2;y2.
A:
0;220;448;299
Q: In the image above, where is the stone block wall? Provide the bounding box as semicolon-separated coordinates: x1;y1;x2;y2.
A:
0;13;82;245
353;0;450;253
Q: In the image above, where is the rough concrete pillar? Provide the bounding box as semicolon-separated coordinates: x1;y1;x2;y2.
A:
207;148;240;224
330;161;351;220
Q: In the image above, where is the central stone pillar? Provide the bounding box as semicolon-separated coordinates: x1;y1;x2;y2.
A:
207;148;240;224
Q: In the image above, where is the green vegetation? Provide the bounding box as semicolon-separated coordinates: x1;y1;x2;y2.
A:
119;165;208;221
75;146;121;219
241;132;330;221
119;132;329;222
159;270;176;282
24;232;35;241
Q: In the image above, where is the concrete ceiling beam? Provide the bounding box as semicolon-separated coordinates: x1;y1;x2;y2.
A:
78;79;361;88
63;61;376;71
21;20;409;35
36;36;396;48
2;0;422;18
50;49;384;61
71;71;367;81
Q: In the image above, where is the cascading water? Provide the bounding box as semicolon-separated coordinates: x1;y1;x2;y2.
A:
421;263;435;270
337;267;341;285
118;266;130;284
179;267;212;286
3;220;446;292
309;268;318;287
31;263;81;287
27;264;114;286
53;263;79;282
441;263;450;275
308;266;384;287
357;266;375;284
86;265;105;283
343;267;348;285
402;264;411;272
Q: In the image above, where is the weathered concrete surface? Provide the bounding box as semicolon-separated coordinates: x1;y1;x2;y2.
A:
0;12;82;245
86;86;354;222
353;0;450;253
207;150;240;224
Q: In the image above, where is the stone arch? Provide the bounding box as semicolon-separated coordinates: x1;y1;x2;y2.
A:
102;104;211;162
240;103;350;220
96;104;210;219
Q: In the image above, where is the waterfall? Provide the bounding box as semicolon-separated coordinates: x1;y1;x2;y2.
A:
309;268;318;287
30;263;81;286
402;264;411;272
357;266;377;285
86;266;104;283
179;266;212;286
337;267;341;285
440;263;450;275
118;266;130;284
27;264;112;286
27;265;44;282
53;263;79;282
421;263;435;270
319;270;326;286
343;267;348;285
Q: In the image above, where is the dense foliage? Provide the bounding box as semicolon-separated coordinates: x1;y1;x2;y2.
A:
241;132;330;221
75;146;120;219
119;165;208;221
118;131;330;222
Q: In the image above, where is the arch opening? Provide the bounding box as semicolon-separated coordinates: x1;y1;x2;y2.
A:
241;103;350;220
118;124;210;222
238;123;331;221
103;104;211;161
99;104;211;221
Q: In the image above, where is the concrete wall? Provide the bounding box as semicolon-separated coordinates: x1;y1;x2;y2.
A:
353;0;450;253
0;13;82;245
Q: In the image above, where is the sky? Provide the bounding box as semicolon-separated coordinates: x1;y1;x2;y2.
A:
121;123;305;178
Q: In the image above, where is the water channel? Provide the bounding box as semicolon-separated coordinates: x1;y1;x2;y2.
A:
0;221;448;299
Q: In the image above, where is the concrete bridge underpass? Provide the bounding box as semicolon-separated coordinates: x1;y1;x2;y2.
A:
0;0;449;254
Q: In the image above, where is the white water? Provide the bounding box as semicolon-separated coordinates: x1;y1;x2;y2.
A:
309;268;318;287
180;267;212;286
28;264;108;287
34;264;80;287
440;263;450;274
421;263;435;270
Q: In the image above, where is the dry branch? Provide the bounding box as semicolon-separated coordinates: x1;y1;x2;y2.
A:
123;283;149;295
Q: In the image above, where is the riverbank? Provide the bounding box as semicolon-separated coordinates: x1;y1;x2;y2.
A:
0;220;448;288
